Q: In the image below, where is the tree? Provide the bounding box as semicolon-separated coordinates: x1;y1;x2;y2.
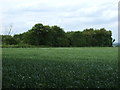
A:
2;35;17;45
43;25;54;46
83;28;96;46
66;28;113;47
94;28;112;47
8;23;113;47
23;23;45;45
14;34;24;44
51;25;69;47
67;31;84;47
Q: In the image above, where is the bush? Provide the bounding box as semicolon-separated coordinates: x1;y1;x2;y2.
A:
2;44;52;48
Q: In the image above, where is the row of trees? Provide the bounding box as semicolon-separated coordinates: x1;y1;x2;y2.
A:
2;23;114;47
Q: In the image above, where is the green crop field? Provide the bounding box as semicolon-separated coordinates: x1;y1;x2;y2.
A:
2;47;118;88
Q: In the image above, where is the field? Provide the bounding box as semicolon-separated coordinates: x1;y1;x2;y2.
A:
2;47;118;88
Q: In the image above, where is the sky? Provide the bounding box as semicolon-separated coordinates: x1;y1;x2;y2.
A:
0;0;119;42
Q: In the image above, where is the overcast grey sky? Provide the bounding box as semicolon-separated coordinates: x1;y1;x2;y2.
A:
0;0;119;42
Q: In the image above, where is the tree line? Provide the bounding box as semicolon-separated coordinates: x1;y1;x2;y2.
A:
1;23;115;47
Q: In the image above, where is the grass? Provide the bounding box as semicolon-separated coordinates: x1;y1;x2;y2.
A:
2;47;118;88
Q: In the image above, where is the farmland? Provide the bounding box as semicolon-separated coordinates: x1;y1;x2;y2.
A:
2;47;118;88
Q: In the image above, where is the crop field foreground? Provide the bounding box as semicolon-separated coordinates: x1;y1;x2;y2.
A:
2;47;118;88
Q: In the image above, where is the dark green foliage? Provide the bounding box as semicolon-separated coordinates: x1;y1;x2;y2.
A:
1;23;114;47
22;24;69;47
51;25;69;47
13;34;24;44
93;28;112;47
67;28;113;47
2;35;17;45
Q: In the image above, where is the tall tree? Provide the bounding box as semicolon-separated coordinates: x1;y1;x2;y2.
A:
51;25;69;47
